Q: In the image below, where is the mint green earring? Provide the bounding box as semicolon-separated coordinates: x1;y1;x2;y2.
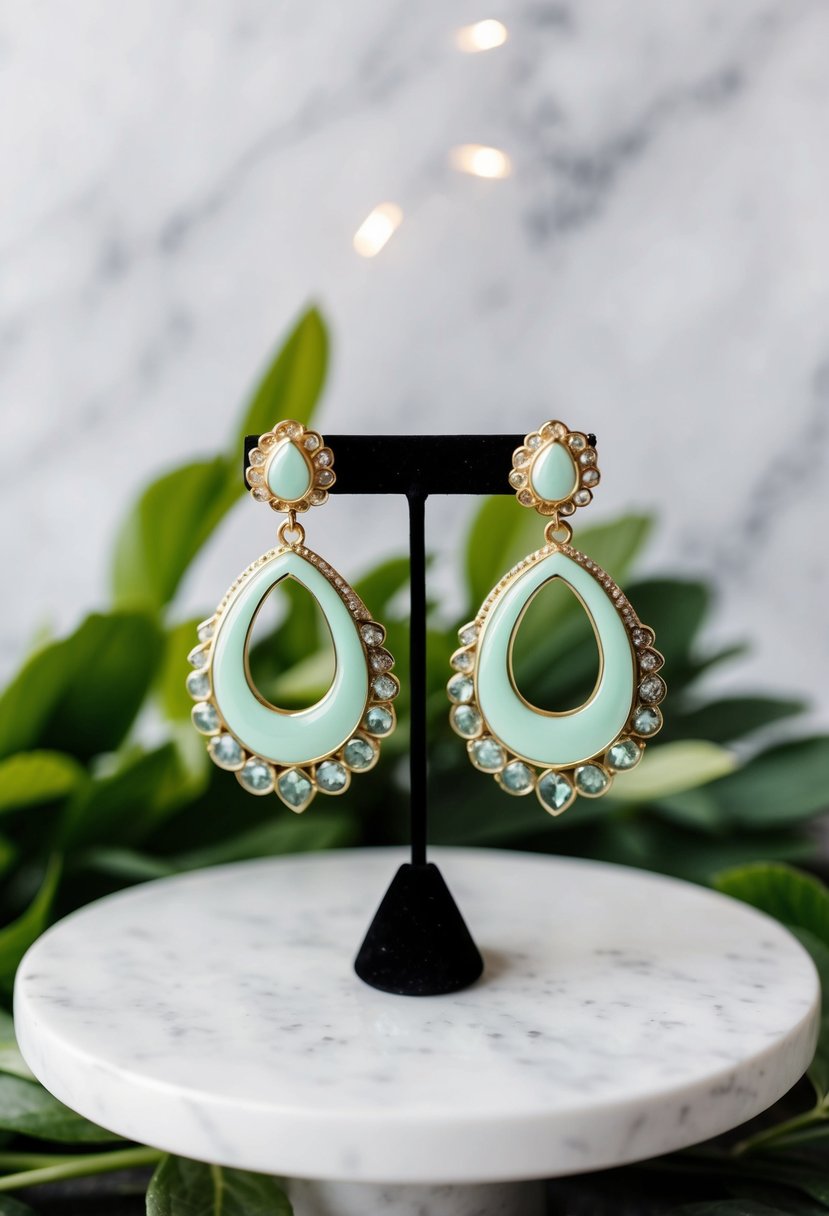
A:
187;420;397;812
448;421;665;815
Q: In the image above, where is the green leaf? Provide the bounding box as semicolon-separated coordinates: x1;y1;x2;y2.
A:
792;930;829;1101
354;556;412;618
0;1011;33;1081
112;457;237;612
0;1074;119;1143
622;578;711;670
714;864;829;948
235;305;328;449
146;1155;292;1216
674;1204;813;1215
706;737;829;828
0;613;162;762
713;863;829;1100
673;697;805;745
61;744;192;849
606;741;737;803
74;847;177;883
175;812;355;870
0;1196;37;1216
464;506;652;614
0;857;61;987
158;618;204;721
0;752;85;816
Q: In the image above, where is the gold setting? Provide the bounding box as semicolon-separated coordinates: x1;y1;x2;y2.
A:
510;420;600;517
450;418;665;816
246;419;336;513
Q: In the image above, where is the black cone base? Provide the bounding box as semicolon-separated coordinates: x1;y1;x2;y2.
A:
354;863;484;996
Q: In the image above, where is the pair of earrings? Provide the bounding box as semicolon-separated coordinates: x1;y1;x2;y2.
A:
186;420;665;816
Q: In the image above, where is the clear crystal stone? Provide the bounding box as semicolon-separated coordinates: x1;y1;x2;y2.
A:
606;738;642;770
249;448;265;466
238;758;275;794
360;623;385;646
518;490;533;505
632;627;654;648
372;674;398;700
568;434;586;451
450;704;482;738
526;434;542;450
252;487;270;501
363;705;394;736
558;500;575;515
639;650;660;672
370;648;393;672
197;619;215;643
447;673;474;703
208;734;244;770
188;645;210;670
304;434;320;450
639;675;666;703
317;470;334;486
469;737;505;771
277;768;313;810
537;771;573;813
509;471;527;488
458;622;478;646
575;764;609;796
192;702;219;735
310;489;326;504
574;489;592;506
248;470;263;486
316;760;348;792
632;706;662;735
579;450;596;465
582;468;600;487
513;449;530;467
451;649;474;672
315;450;331;467
500;760;534;793
343;736;376;770
186;670;210;699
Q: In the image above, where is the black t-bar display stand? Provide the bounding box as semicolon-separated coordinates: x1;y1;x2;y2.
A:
243;433;593;996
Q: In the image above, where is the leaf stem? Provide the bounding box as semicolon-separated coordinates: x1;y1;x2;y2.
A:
732;1101;829;1156
0;1145;162;1192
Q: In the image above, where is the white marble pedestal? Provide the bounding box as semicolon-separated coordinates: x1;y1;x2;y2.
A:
14;848;820;1216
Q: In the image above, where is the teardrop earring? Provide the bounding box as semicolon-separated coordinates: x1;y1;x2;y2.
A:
187;420;397;812
449;421;665;815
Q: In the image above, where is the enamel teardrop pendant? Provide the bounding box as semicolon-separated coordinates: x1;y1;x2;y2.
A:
449;421;665;815
187;420;397;812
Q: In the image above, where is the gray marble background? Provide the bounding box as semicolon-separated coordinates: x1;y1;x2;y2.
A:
3;0;828;726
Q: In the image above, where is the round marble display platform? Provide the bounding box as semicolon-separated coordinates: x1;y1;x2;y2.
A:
15;848;819;1195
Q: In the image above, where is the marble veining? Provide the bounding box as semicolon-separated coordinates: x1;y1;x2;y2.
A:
14;847;819;1184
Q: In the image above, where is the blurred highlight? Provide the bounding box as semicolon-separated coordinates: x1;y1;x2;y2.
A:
455;19;508;52
449;144;512;179
353;203;404;257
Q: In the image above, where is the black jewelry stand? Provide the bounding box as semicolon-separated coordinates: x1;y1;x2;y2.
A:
243;433;583;996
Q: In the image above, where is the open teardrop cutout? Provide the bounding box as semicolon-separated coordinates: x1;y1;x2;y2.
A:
211;550;368;766
244;574;336;712
475;549;636;768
